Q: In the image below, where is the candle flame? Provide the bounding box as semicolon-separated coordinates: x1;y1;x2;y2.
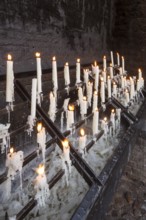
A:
10;147;14;154
37;122;42;133
77;58;80;63
94;61;97;66
122;56;124;60
138;68;142;73
52;56;56;61
62;139;69;149
103;56;106;59
68;104;74;111
37;164;45;175
104;117;107;122
80;128;85;136
117;52;119;56
110;63;112;67
65;62;69;66
111;109;114;113
94;91;98;95
35;52;40;58
83;96;87;101
7;54;12;61
95;108;98;112
101;77;104;81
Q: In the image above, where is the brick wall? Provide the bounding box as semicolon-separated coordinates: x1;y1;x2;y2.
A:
0;0;115;74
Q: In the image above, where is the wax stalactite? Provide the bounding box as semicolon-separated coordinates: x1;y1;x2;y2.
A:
48;91;56;122
87;81;93;106
37;122;46;163
0;123;10;154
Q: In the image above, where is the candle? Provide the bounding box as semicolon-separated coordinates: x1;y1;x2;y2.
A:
116;108;121;130
76;58;81;83
67;105;74;130
78;87;83;106
6;54;14;103
37;122;46;163
112;82;117;97
136;79;140;92
34;164;50;207
110;109;115;135
109;63;113;79
103;56;107;70
30;78;37;119
52;56;58;90
83;68;89;85
35;52;42;99
64;62;70;86
138;68;142;80
125;89;130;106
130;77;135;99
92;91;98;112
80;96;87;116
92;61;99;91
110;51;114;67
117;52;120;66
92;108;99;135
121;75;124;89
101;117;108;136
107;76;111;98
79;128;86;155
121;56;125;74
102;69;106;83
62;139;70;162
87;81;93;106
0;123;10;154
100;78;105;103
48;91;56;122
119;67;123;75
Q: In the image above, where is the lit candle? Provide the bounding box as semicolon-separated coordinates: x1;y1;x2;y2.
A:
136;79;140;92
100;78;105;103
30;78;37;119
80;96;87;116
130;77;135;99
37;122;46;163
76;58;81;83
83;68;89;85
52;56;58;90
121;56;125;74
138;68;142;80
102;69;106;83
79;128;86;155
110;109;115;135
62;139;70;162
117;52;120;66
6;54;14;103
78;87;83;106
92;61;99;91
92;108;99;135
67;105;74;130
35;52;42;103
125;89;130;106
34;164;50;207
110;51;114;67
107;76;111;98
64;62;70;86
112;82;117;97
109;63;113;79
87;81;93;106
92;91;98;112
121;75;124;89
101;117;108;136
103;56;107;70
119;67;123;75
48;91;56;122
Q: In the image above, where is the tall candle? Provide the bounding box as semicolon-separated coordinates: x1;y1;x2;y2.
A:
83;69;89;85
103;56;107;70
92;91;98;112
31;78;37;119
130;77;135;99
107;76;111;98
109;63;113;79
64;62;70;86
35;52;42;94
76;58;81;83
110;51;114;67
112;82;117;97
52;56;58;90
6;54;14;103
67;105;74;130
136;79;140;92
138;68;142;79
110;109;115;135
78;87;83;105
121;56;125;74
80;96;87;116
87;81;93;106
62;139;70;162
102;69;106;83
79;128;86;153
117;52;120;66
125;89;130;106
92;61;99;90
100;78;105;103
92;108;99;135
37;122;46;163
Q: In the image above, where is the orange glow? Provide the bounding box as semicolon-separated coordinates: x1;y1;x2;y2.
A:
65;62;69;66
103;56;106;59
94;91;98;95
68;104;74;111
111;109;114;113
37;164;45;175
37;122;42;133
94;61;98;66
62;139;69;149
104;117;107;122
80;128;85;136
10;147;14;154
77;58;80;63
138;68;142;73
52;56;56;61
121;56;124;60
110;63;112;67
35;52;40;58
7;54;12;61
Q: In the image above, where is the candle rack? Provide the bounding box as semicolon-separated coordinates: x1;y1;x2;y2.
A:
0;60;145;220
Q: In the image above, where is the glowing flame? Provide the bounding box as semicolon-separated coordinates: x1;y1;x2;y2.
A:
37;122;42;133
103;56;106;59
138;68;142;73
52;56;56;61
94;61;97;66
101;77;104;81
111;109;114;113
37;164;45;175
65;62;69;66
7;54;12;61
77;58;80;63
62;139;69;149
80;128;85;136
83;96;87;101
95;108;98;112
104;117;107;122
94;91;98;95
121;56;124;60
110;63;112;67
10;147;14;154
35;52;40;58
68;105;74;111
117;52;119;56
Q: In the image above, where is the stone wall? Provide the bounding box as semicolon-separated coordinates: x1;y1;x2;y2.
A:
0;0;115;74
112;0;146;77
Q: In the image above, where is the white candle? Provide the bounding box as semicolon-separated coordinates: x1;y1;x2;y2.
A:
119;67;123;75
52;56;58;90
121;75;124;89
67;105;74;130
117;52;120;66
64;62;70;86
62;139;70;162
80;96;87;116
103;56;107;70
92;91;98;112
107;76;111;98
110;109;115;135
125;89;130;106
37;122;46;163
87;81;93;106
83;69;89;85
112;82;117;97
102;69;106;83
92;61;99;90
48;91;56;122
76;58;81;83
136;79;140;92
92;108;99;135
110;51;114;67
35;52;42;94
31;78;37;119
34;164;50;207
6;54;14;103
78;87;83;105
121;56;125;74
101;117;108;136
109;63;113;79
100;78;105;103
130;77;135;99
79;128;86;153
138;68;142;80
